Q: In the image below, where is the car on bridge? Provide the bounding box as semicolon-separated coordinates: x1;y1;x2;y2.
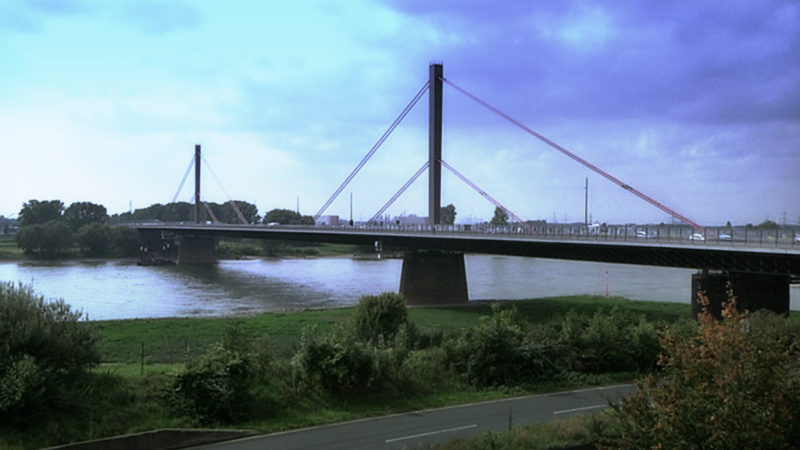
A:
689;233;705;241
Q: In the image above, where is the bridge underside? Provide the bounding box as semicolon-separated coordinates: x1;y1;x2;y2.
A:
692;271;789;318
399;251;468;306
177;235;216;265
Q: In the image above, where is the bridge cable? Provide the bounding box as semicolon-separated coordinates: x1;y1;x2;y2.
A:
201;198;221;224
439;159;529;229
200;154;250;224
440;77;705;232
313;81;430;222
368;161;430;225
172;155;196;204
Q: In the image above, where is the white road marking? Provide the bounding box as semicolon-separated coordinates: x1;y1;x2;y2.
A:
553;404;607;415
385;424;478;443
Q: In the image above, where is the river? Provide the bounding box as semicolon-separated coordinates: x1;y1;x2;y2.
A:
0;255;797;320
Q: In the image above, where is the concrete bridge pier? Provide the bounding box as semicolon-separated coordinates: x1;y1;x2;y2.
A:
177;235;217;265
691;271;790;319
399;250;468;306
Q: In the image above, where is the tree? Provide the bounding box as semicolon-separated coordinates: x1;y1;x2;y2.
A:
603;297;800;448
111;227;142;257
15;220;73;255
18;200;64;227
262;208;313;225
0;283;99;422
64;201;108;232
440;204;456;225
232;201;260;224
490;206;509;226
757;219;780;230
76;223;111;256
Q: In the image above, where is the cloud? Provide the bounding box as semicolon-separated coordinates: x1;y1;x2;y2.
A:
383;0;800;125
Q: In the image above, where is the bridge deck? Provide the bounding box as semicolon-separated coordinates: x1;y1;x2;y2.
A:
135;223;800;275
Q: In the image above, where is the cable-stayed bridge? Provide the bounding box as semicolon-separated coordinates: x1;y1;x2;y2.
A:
137;63;799;315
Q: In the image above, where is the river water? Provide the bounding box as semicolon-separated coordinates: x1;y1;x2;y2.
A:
0;255;797;320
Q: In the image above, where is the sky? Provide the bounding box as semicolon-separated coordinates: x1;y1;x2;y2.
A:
1;0;798;226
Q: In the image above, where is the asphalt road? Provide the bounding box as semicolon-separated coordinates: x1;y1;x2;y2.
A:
191;384;635;450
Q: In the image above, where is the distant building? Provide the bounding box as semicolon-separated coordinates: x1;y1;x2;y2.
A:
316;215;340;226
393;214;428;226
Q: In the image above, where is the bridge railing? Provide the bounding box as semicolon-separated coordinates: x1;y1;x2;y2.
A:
312;223;800;249
132;221;800;250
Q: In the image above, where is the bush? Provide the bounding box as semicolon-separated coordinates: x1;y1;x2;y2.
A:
353;292;410;347
162;322;270;424
443;304;562;387
164;343;253;424
293;326;378;395
602;298;800;449
0;283;98;422
560;307;661;373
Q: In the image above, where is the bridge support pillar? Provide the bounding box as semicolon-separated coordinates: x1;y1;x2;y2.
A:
691;271;789;319
177;235;216;265
399;250;468;306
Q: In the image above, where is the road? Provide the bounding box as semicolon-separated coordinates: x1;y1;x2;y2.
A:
190;384;635;450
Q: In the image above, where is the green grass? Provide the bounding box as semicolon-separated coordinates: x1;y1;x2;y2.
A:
0;235;22;260
0;296;754;449
93;296;691;365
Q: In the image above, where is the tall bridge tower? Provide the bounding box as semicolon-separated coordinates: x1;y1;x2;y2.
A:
428;62;443;225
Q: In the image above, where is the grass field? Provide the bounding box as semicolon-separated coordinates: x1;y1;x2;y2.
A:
92;295;693;366
0;235;22;259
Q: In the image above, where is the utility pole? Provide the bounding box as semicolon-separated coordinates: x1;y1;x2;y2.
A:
584;177;589;226
194;144;201;224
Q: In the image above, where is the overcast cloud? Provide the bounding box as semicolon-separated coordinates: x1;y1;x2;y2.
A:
1;0;797;226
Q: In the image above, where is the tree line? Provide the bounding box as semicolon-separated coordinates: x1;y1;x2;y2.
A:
12;199;323;257
15;200;140;256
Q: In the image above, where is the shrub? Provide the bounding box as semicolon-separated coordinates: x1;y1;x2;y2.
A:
443;304;561;387
0;283;98;422
164;343;253;424
293;326;377;395
602;297;800;449
162;321;271;424
353;292;410;347
560;307;661;373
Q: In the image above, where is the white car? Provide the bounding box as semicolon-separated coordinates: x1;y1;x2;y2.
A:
689;233;705;241
718;233;732;240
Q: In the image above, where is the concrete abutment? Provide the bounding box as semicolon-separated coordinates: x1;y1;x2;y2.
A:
399;250;468;306
691;271;789;319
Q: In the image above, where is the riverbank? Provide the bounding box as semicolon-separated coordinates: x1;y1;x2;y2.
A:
92;295;693;363
4;294;798;449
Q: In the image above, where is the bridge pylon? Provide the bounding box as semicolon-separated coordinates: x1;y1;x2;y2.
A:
400;250;468;305
428;62;443;225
